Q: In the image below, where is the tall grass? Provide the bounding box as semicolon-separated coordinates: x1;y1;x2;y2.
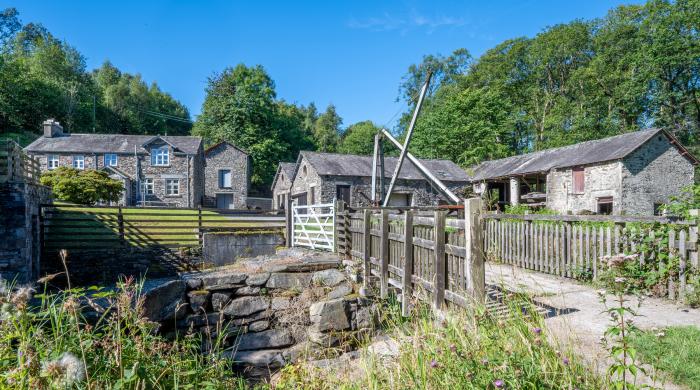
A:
0;277;244;389
276;296;605;389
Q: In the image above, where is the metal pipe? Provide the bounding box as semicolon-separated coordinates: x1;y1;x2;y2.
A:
381;129;461;204
383;71;432;207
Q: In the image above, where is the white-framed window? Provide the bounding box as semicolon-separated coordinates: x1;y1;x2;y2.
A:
151;147;169;166
72;155;85;170
104;153;118;167
218;169;232;188
47;155;59;170
140;178;154;195
165;178;180;196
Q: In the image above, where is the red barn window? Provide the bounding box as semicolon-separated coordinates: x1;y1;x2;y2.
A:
572;167;585;194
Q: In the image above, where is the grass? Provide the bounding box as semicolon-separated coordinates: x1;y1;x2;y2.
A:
275;297;605;389
631;326;700;390
0;277;245;389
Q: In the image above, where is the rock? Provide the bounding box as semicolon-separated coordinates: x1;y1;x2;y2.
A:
231;310;269;326
200;272;247;290
224;349;285;368
141;279;186;323
235;329;295;351
271;296;292;310
223;296;270;317
187;290;210;313
354;306;375;330
312;269;346;287
247;320;270;332
183;277;202;290
309;298;350;332
282;341;322;363
235;286;261;296
246;273;271;286
327;282;353;300
178;313;223;328
266;273;312;290
365;335;400;358
211;292;233;310
265;259;339;273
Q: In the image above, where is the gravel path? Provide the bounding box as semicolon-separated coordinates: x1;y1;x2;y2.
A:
487;263;700;389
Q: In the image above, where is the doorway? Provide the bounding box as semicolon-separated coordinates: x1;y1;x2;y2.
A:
216;193;234;209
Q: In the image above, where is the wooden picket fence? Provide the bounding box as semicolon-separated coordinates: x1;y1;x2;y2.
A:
482;212;699;301
335;199;485;315
0;140;41;184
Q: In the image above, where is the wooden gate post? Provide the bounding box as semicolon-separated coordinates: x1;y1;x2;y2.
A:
465;198;485;303
118;206;126;246
688;209;698;272
335;200;344;255
197;205;203;245
433;210;446;309
361;209;373;296
285;196;293;247
401;210;414;316
380;209;390;299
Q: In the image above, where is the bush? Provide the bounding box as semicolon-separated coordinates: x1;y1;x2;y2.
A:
40;167;123;205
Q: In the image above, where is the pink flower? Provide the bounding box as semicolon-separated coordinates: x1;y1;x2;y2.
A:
494;379;505;388
430;359;439;368
533;327;542;335
562;357;570;366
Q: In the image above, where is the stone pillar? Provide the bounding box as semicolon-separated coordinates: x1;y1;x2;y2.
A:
509;177;520;206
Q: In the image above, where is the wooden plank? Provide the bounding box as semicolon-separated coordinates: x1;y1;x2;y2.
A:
679;229;687;300
401;211;414;316
482;213;685;224
465;198;484;302
668;229;676;300
433;210;446;309
380;210;390;299
362;210;372;295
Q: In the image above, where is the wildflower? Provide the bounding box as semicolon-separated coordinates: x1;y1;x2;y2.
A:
656;331;666;338
11;286;35;309
481;358;489;365
429;359;439;369
562;357;570;366
62;296;80;312
532;327;542;335
37;272;62;284
41;352;86;387
493;379;505;388
449;344;457;353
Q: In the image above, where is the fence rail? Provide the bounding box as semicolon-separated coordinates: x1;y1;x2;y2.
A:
0;140;41;184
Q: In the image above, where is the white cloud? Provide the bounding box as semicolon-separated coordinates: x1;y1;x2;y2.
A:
347;11;466;34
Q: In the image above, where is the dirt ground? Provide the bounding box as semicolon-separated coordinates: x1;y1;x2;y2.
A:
487;263;700;390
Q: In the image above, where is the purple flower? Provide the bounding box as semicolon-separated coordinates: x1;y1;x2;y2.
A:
533;327;542;335
562;357;570;366
430;359;439;368
449;344;457;353
494;379;505;388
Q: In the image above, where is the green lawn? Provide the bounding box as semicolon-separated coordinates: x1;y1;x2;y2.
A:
631;326;700;390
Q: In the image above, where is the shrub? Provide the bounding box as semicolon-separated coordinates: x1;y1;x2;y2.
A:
40;167;123;205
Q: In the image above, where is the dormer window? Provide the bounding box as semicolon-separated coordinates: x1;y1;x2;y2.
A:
151;147;169;166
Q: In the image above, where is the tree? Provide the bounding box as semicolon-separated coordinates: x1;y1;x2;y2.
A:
40;167;123;205
338;120;380;155
313;104;341;152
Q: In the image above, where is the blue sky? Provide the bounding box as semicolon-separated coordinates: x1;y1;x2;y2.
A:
10;0;641;129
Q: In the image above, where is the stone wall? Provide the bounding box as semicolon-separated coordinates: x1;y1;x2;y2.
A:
620;133;695;215
272;171;292;210
202;230;284;267
203;143;249;209
0;182;52;283
546;162;622;215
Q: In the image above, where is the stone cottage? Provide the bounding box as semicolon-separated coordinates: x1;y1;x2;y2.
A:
271;162;296;210
25;119;205;208
202;141;251;209
287;151;470;207
469;128;698;215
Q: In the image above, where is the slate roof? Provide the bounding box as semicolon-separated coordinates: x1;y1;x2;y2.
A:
25;133;203;155
297;152;470;182
469;128;698;181
271;162;297;190
204;141;249;156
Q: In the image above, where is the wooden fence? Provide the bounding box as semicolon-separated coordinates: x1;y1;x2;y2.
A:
482;212;699;300
336;199;485;315
41;204;286;251
0;140;41;184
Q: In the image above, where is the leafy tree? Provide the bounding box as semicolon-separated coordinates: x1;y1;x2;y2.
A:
338;120;380;155
40;167;123;205
398;48;471;105
313;104;342;152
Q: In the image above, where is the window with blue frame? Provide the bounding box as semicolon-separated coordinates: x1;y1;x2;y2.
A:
151;147;169;166
104;153;118;167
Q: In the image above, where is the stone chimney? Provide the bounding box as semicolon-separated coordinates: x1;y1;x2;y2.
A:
43;119;64;138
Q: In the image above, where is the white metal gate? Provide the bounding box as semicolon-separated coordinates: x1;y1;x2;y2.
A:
291;202;335;251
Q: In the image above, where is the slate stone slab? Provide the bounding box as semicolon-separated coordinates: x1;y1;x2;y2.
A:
236;329;295;351
223;296;270;317
266;273;312;289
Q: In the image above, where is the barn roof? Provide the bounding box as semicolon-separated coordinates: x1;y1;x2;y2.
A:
271;162;297;190
469;128;698;181
25;133;202;155
296;152;470;182
204;141;249;156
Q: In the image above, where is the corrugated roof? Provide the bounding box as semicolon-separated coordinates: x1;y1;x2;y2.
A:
298;151;470;182
25;133;202;155
469;128;690;181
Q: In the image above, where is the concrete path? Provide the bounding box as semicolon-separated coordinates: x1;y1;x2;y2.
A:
487;263;700;389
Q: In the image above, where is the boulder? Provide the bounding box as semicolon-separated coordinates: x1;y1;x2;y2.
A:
223;296;270;318
266;273;312;290
312;269;346;287
231;310;269;326
225;349;285;368
211;292;233;310
309;298;350;332
265;259;339;273
327;282;353;300
187;290;210;313
183;277;202;290
141;279;186;323
201;273;247;290
236;329;295;351
246;273;271;286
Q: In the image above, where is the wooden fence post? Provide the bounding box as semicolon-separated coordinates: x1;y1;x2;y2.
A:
688;209;698;272
197;205;203;245
335;200;343;255
380;209;390;299
401;210;414;316
285;195;293;247
343;203;351;259
361;209;372;296
433;209;446;309
465;198;485;303
117;206;125;246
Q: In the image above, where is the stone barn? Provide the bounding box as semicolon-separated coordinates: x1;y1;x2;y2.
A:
271;162;296;210
469;128;698;215
288;151;469;207
203;141;251;209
